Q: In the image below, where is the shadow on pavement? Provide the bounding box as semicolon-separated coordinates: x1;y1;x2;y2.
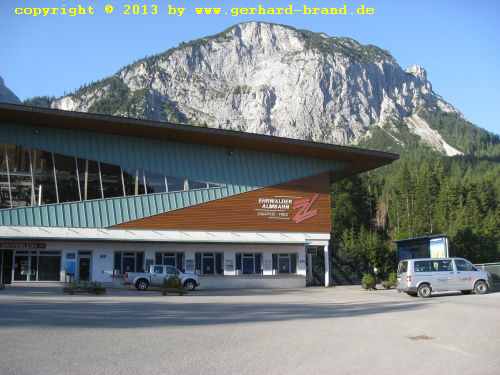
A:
0;285;320;298
0;298;426;329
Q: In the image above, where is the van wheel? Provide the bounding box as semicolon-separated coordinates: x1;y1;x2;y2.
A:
183;279;196;291
135;279;149;291
417;284;432;298
474;280;488;295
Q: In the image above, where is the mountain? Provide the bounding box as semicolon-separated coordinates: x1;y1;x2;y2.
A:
30;22;499;156
0;76;20;104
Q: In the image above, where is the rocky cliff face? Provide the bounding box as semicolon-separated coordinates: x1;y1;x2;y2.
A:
0;76;20;104
50;22;466;155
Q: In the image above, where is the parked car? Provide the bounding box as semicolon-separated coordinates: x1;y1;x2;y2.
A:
124;265;199;291
397;257;490;298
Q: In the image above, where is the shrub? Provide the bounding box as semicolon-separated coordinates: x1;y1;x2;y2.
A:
382;272;398;289
361;273;376;290
164;276;182;289
63;281;106;295
161;276;185;296
388;272;397;286
89;282;106;295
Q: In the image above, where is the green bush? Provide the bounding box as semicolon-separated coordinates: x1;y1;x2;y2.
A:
63;281;106;295
161;276;185;296
164;276;182;289
388;272;397;286
382;272;398;289
89;282;106;295
361;273;376;290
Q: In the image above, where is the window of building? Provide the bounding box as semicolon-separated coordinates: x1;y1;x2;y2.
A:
113;251;144;274
189;181;209;190
13;250;61;281
272;253;297;274
167;176;185;192
53;153;80;203
31;149;58;205
0;146;11;208
100;162;124;198
144;171;167;194
235;253;262;274
195;252;223;275
0;144;225;209
123;168;146;196
6;145;33;207
154;252;184;269
37;251;62;281
88;160;103;200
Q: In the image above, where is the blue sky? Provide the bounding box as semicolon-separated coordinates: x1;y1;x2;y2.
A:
1;0;499;134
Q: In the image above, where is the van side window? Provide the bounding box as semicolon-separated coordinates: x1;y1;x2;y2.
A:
455;259;477;272
153;266;163;274
397;261;408;273
414;261;432;272
435;260;453;272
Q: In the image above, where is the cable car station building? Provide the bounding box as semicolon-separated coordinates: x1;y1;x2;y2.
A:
0;104;397;288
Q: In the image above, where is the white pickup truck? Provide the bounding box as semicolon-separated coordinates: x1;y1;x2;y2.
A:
124;265;199;291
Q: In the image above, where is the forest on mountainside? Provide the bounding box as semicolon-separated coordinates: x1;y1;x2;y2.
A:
330;150;500;284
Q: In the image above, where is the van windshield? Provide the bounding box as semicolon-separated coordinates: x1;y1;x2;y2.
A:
397;261;408;274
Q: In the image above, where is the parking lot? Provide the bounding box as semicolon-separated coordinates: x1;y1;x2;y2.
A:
1;285;499;375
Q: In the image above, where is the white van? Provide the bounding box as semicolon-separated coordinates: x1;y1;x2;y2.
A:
397;257;490;298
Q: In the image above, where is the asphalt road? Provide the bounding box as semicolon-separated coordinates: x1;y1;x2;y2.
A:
0;285;499;375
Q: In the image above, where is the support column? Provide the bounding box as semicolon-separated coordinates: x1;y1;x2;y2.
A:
324;244;330;287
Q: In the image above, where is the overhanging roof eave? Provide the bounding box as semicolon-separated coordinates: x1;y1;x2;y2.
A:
0;103;399;170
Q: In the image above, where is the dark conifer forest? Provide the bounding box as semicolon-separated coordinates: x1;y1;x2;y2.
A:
331;142;500;283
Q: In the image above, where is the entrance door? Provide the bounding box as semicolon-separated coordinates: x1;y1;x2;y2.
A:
1;250;13;284
306;247;325;286
78;252;92;282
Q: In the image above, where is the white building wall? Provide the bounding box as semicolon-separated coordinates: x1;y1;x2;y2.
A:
11;240;308;288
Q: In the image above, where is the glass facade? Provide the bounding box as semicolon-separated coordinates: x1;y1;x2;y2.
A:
31;149;58;205
0;144;224;209
113;251;145;275
13;250;61;281
6;145;33;208
54;153;80;203
0;148;11;208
